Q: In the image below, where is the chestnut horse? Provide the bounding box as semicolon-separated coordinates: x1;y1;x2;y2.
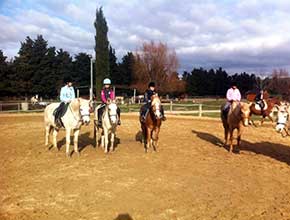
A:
221;101;251;153
140;94;163;153
247;92;280;124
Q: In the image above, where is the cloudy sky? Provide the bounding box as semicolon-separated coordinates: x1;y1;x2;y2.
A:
1;0;290;75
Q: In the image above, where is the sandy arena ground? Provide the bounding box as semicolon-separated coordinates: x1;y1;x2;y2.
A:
1;113;290;220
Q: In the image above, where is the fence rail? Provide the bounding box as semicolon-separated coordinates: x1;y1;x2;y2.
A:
0;101;221;117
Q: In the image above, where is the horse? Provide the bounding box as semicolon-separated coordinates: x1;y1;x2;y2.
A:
94;100;118;153
31;95;39;105
275;102;290;137
247;92;280;125
140;94;163;153
221;101;251;153
44;98;91;157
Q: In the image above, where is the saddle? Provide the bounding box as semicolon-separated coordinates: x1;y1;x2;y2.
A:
53;102;69;127
254;100;267;111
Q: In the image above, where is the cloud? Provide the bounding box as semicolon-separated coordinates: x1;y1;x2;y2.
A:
0;0;290;74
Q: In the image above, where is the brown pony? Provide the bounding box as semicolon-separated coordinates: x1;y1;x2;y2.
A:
247;91;280;124
140;94;163;152
221;101;251;153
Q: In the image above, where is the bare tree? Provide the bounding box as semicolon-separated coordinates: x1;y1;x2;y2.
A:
133;41;179;93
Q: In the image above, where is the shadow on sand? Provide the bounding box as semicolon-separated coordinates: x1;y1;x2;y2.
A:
48;131;120;156
114;213;134;220
192;129;290;165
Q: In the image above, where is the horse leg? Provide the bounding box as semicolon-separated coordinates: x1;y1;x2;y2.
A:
65;128;71;157
229;129;234;153
152;128;160;152
146;128;151;152
237;127;241;151
45;125;51;147
268;114;274;123
104;129;109;153
260;116;265;125
223;127;228;146
52;128;59;150
73;129;80;157
94;121;97;148
101;131;105;149
110;129;115;152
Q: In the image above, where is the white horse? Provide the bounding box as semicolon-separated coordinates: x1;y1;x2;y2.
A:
31;95;39;105
94;100;118;153
44;98;91;157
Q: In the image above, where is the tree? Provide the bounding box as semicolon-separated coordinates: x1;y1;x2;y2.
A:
94;7;110;99
119;52;134;86
72;53;91;87
109;46;119;85
133;41;178;93
0;50;11;97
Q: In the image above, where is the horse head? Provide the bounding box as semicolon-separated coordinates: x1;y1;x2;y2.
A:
151;94;162;119
76;98;91;125
240;102;251;126
275;103;290;133
106;101;118;125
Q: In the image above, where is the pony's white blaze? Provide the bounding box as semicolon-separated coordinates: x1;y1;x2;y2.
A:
80;107;90;124
108;103;118;124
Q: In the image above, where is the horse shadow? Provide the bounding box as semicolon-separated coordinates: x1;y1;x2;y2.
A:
94;134;121;152
48;132;95;155
114;213;133;220
192;129;290;165
135;130;143;143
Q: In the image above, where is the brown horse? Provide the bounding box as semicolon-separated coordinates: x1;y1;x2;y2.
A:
140;95;163;152
247;92;280;124
221;101;251;153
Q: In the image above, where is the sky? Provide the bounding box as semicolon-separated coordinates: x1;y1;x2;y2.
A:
1;0;290;75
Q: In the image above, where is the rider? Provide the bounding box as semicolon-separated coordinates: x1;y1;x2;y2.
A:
222;81;241;117
255;88;265;113
55;76;75;127
140;82;166;122
97;78;121;126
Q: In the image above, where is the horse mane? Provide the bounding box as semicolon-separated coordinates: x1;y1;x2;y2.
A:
70;98;80;112
151;94;161;106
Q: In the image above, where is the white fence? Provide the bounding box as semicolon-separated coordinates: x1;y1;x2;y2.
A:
0;101;221;117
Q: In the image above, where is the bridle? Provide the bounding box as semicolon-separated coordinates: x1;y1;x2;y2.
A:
106;103;118;125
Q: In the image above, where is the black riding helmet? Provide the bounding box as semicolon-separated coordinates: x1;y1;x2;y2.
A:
231;81;237;87
148;82;155;88
64;76;73;84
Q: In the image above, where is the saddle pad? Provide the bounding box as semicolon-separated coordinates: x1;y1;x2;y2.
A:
254;101;268;111
53;103;69;116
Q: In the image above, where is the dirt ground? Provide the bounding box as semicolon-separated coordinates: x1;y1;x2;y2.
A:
1;113;290;220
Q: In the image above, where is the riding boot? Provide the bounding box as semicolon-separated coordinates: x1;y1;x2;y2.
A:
140;107;147;123
161;107;166;121
97;108;102;127
117;107;121;125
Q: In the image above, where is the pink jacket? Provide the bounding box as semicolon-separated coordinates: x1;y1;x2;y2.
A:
226;88;241;102
101;89;115;103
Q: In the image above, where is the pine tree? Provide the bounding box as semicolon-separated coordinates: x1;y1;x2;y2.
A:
94;7;109;99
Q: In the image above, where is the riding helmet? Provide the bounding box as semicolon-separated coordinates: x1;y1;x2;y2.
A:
148;82;155;88
103;78;111;85
64;76;73;83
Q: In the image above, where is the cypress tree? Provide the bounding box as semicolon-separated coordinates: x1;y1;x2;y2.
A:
94;7;109;99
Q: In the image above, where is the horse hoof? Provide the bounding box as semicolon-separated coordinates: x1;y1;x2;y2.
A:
66;153;70;158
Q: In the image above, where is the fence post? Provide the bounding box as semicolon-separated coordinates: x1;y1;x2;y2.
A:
198;104;202;117
18;103;20;111
170;101;173;112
